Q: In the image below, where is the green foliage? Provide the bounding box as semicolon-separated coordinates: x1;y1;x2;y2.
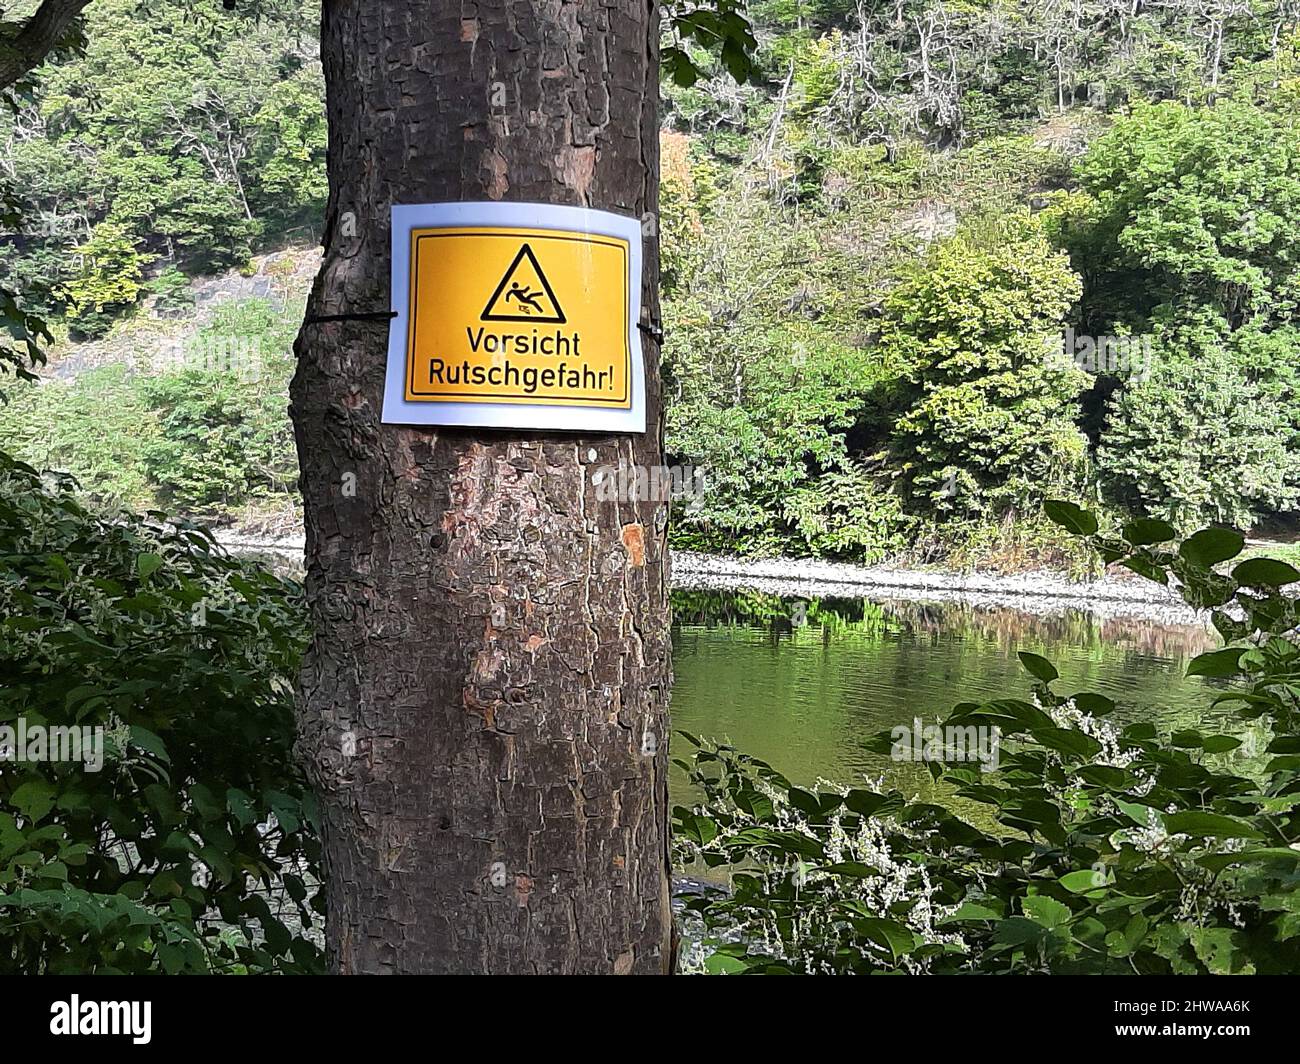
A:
660;6;1300;563
677;506;1300;974
0;287;49;399
140;369;295;514
0;366;157;508
885;214;1088;518
1098;320;1300;529
1064;96;1300;530
11;0;1300;572
0;452;321;973
0;0;323;324
145;266;196;314
0;178;52;393
666;311;905;558
658;132;719;297
248;66;329;216
959;45;1046;140
139;301;298;514
663;0;759;88
1074;98;1300;327
0;298;300;518
780;458;911;559
63;221;154;337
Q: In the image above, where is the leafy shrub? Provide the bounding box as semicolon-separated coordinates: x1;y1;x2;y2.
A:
145;267;196;315
780;458;910;561
0;286;50;398
667;321;903;557
0;367;158;510
140;299;298;514
63;222;155;338
1053;95;1300;531
1099;319;1300;529
675;505;1300;974
0;298;301;520
0;453;321;973
884;213;1089;520
1073;98;1300;326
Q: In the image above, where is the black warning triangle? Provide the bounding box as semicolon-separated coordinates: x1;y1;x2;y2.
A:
480;243;566;323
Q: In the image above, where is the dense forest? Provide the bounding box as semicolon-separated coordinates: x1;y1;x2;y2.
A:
3;0;1299;570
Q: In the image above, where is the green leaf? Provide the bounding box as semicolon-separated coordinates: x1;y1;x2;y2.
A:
1163;810;1264;840
198;844;234;884
1231;557;1300;587
1017;651;1058;683
1179;527;1244;568
1122;518;1176;546
681;813;718;845
1072;692;1116;716
852;916;917;962
1187;647;1245;677
662;47;699;89
1112;798;1157;826
63;684;101;709
819;861;880;878
993;917;1046;947
1031;725;1102;761
128;726;171;764
10;780;56;822
1106;913;1150;958
940;898;1004;923
704;951;750;974
734;789;774;820
226;788;256;828
1197;847;1300;872
720;37;752;84
1188;927;1254;975
843;789;896;818
157;942;187;975
1061;869;1109;894
136;553;164;581
1043;500;1098;536
1021;895;1072;930
787;787;823;817
1121;554;1168;584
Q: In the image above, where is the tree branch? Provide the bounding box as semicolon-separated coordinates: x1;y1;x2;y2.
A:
0;0;93;93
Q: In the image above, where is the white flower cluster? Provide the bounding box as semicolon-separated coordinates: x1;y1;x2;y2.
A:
1112;805;1186;855
1040;696;1156;799
687;772;969;973
1043;697;1140;769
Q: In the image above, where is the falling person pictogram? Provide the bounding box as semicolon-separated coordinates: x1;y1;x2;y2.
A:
505;282;545;314
481;243;567;323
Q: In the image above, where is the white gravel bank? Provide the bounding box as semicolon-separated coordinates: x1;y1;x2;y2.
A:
214;532;1208;625
671;551;1208;626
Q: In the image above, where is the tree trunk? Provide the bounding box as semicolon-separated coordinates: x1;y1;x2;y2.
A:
289;0;672;974
0;0;93;94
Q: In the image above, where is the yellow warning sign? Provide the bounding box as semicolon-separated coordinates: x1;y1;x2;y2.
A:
403;225;630;407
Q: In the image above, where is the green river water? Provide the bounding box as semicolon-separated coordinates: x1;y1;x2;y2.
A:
667;589;1232;806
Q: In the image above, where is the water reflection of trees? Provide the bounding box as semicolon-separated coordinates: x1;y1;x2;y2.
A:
670;590;1218;661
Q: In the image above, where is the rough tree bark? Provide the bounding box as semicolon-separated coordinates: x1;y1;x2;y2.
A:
289;0;673;973
0;0;93;93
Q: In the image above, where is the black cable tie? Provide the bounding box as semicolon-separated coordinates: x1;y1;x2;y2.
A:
304;310;397;325
638;320;665;344
306;310;659;342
